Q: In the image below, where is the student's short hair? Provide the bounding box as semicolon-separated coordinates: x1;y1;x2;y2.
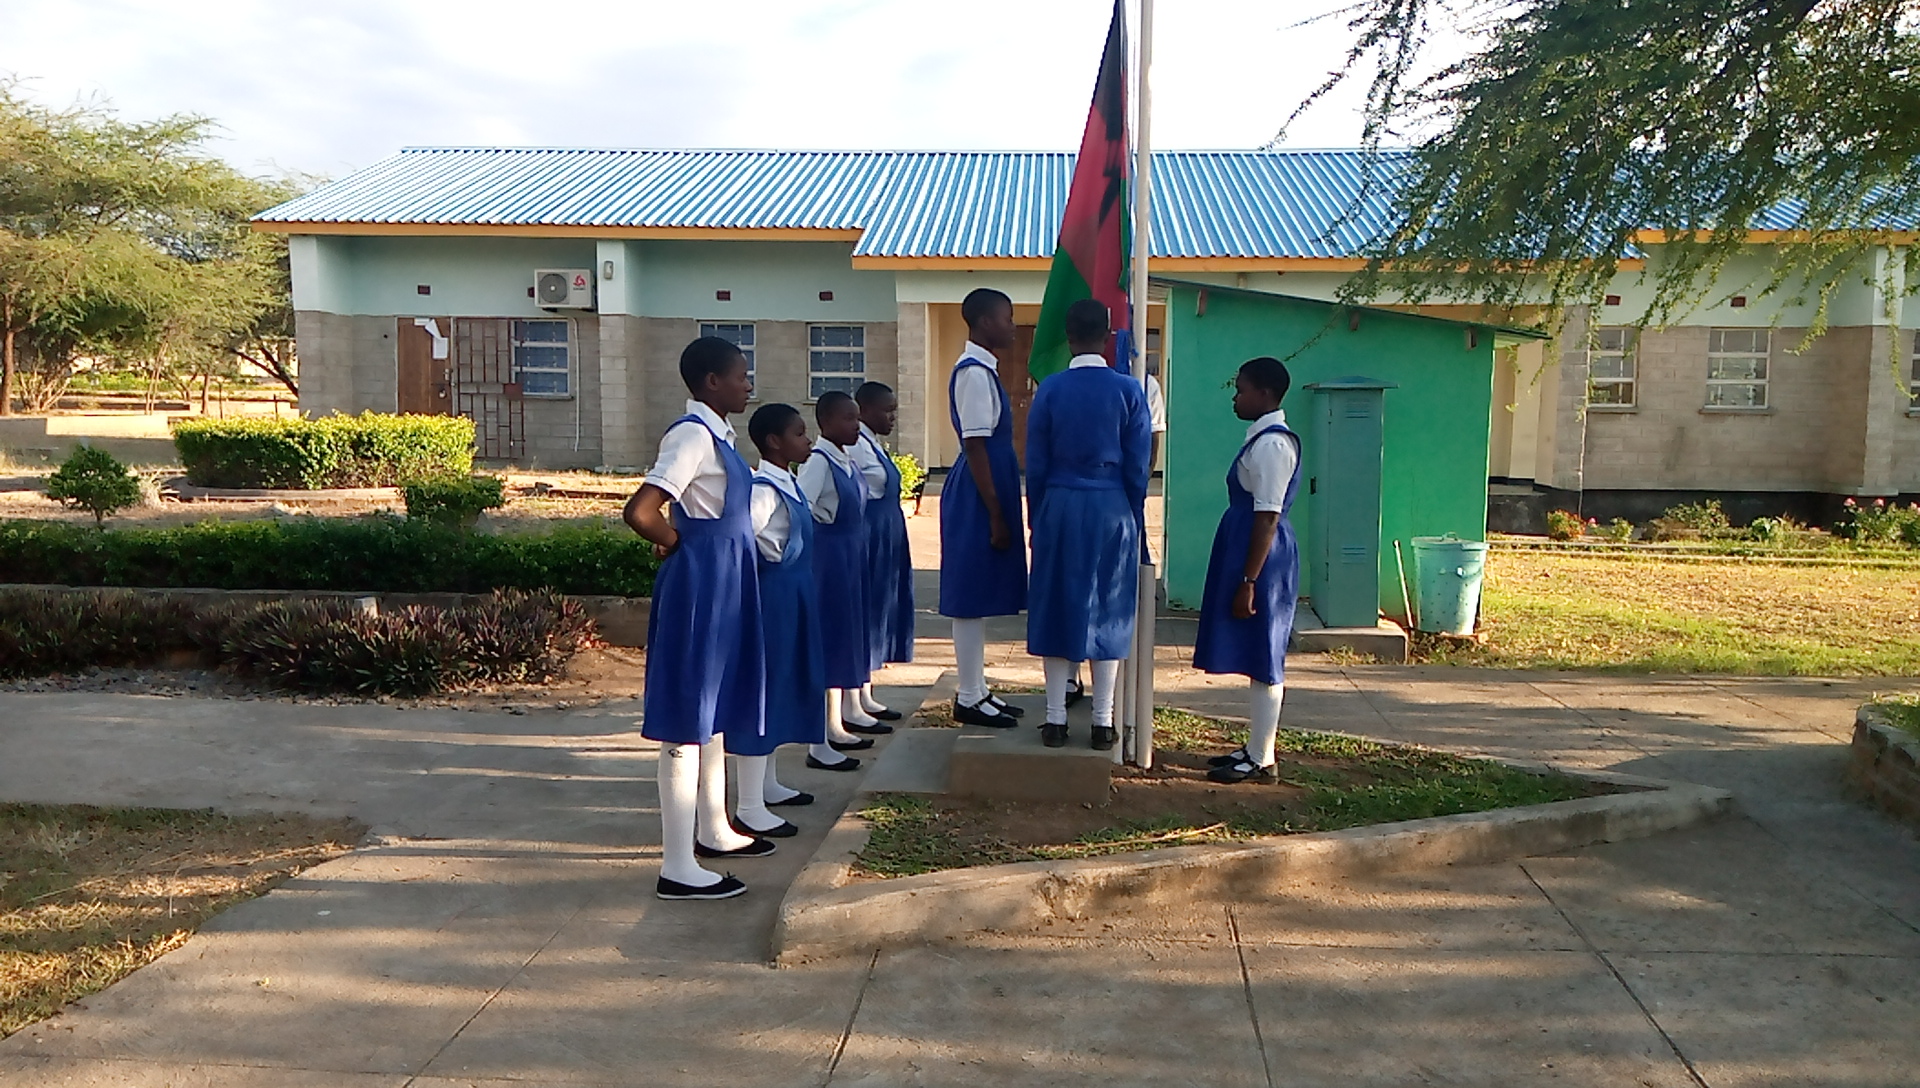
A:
1064;298;1110;344
679;336;747;393
748;403;802;453
961;287;1013;329
814;390;856;423
854;381;895;408
1238;356;1292;402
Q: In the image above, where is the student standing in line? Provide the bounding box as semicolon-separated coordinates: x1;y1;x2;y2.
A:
1025;299;1152;749
797;391;879;770
941;287;1028;727
1192;356;1302;784
622;336;774;902
727;402;826;838
850;381;914;721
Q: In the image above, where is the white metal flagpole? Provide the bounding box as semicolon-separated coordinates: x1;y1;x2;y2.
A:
1125;0;1156;768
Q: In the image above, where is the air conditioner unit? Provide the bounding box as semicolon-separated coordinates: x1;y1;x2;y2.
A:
534;268;595;309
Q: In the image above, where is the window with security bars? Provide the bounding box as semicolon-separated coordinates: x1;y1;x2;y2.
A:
1588;327;1637;407
808;325;865;399
1706;328;1769;408
511;319;571;396
1910;341;1920;413
699;322;756;390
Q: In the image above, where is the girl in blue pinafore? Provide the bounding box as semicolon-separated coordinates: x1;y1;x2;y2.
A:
855;385;915;671
1025;299;1153;751
1193;356;1303;785
797;391;876;770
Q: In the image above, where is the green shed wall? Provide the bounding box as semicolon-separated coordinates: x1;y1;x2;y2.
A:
1161;286;1496;617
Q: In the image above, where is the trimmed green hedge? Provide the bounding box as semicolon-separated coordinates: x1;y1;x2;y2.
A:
172;413;475;489
0;517;659;598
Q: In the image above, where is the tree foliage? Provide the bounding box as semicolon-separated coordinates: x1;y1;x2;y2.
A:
0;84;300;414
1294;0;1920;330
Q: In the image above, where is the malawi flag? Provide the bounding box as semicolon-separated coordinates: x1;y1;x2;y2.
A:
1029;0;1131;383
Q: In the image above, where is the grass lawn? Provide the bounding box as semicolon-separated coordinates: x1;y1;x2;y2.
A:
0;804;360;1037
1414;551;1920;676
1875;695;1920;739
853;708;1598;878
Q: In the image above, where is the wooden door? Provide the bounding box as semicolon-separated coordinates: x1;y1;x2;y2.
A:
396;318;453;415
1002;325;1037;465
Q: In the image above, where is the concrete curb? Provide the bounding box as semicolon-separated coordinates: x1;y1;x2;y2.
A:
1849;703;1920;825
772;763;1733;965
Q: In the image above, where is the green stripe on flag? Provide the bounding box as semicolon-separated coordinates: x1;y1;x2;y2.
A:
1028;246;1094;384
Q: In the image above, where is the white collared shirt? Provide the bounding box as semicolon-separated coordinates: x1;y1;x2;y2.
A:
1068;352;1108;370
1238;408;1300;514
952;340;1003;439
750;462;802;563
645;399;737;518
1144;373;1166;434
796;436;856;523
850;422;889;500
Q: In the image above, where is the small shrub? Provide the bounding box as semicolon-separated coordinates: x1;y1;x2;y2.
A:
891;451;927;498
172;413;475;490
1544;509;1583;541
1663;499;1732;534
44;446;142;527
0;590;220;679
403;475;506;526
1837;498;1920;547
1598;518;1635;542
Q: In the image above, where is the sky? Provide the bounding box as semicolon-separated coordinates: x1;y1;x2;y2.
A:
0;0;1416;181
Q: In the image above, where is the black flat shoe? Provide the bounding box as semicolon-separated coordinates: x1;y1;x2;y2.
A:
1090;725;1117;751
829;736;875;752
985;693;1026;718
656;874;747;900
1040;721;1069;748
767;791;815;807
870;707;903;721
806;754;862;771
845;721;895;736
1063;680;1086;709
1207;757;1276;785
694;837;776;859
954;699;1019;728
1207;747;1251;768
731;817;799;839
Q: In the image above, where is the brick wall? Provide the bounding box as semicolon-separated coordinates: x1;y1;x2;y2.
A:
519;314;601;469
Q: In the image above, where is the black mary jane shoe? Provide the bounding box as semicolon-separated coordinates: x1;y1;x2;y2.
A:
829;736;875;752
1206;757;1277;785
766;791;816;808
806;754;862;772
845;720;895;736
1090;725;1117;751
1040;721;1069;748
953;699;1019;729
731;817;799;839
694;837;776;859
985;692;1027;718
1207;747;1252;768
870;707;904;721
1063;679;1086;710
656;873;747;900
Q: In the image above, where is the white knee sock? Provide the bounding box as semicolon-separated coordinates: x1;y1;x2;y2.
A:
1089;659;1121;728
824;689;860;743
732;754;782;832
1044;657;1075;722
842;688;881;727
1248;680;1284;767
810;741;852;766
952;617;988;705
657;742;717;887
763;748;801;803
695;737;754;851
859;682;890;714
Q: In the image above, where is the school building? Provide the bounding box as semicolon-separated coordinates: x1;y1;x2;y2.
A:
254;147;1920;522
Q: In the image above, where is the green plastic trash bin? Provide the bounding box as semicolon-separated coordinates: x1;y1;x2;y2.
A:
1411;534;1488;635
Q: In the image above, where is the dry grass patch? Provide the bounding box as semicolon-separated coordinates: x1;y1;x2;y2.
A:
1;804;360;1037
1412;551;1920;676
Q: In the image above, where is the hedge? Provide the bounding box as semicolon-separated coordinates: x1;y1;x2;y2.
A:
172;413;475;489
0;517;659;598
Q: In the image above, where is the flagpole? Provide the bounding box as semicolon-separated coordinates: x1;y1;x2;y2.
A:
1125;0;1156;768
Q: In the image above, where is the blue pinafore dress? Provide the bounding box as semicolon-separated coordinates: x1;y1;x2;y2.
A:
1192;424;1302;685
938;361;1028;618
641;416;765;745
860;432;916;668
728;480;826;756
810;449;872;690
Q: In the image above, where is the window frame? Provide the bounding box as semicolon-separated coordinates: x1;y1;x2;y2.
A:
1704;327;1770;410
1909;339;1920;415
1586;326;1638;409
699;321;757;395
510;317;572;398
807;324;867;401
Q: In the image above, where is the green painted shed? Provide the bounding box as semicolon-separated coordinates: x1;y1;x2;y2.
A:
1158;280;1543;619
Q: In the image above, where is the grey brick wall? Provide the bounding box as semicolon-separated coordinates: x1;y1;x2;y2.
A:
520;314;601;469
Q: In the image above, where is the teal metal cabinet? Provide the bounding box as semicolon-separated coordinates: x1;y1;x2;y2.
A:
1303;377;1396;628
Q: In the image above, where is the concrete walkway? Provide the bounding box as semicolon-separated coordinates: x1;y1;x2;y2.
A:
1;654;1916;1086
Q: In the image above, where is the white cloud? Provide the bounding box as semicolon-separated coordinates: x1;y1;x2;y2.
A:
2;0;1402;179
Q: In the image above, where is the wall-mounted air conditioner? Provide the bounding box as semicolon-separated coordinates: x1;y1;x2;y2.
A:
535;269;595;309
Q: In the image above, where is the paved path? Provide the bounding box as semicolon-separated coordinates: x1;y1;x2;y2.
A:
3;519;1919;1086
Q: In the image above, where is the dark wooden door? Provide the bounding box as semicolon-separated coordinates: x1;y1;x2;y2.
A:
1003;325;1037;465
396;318;453;415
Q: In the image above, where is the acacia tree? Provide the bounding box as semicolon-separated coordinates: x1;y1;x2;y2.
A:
1293;0;1920;333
